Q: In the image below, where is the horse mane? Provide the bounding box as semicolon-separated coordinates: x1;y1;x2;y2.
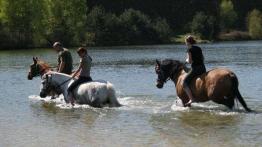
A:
37;60;51;69
161;59;183;66
161;59;186;76
50;71;72;78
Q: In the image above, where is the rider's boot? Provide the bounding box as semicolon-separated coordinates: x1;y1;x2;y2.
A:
183;85;195;107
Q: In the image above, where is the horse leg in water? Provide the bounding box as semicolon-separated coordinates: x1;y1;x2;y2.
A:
88;89;102;108
90;97;102;108
208;85;235;110
212;96;235;110
211;76;252;112
107;83;121;107
108;95;121;107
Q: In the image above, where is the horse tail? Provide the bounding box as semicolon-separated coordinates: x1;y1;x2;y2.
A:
106;82;121;107
231;73;252;112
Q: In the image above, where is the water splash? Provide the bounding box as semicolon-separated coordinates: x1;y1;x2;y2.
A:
170;100;241;116
29;95;64;104
29;94;245;116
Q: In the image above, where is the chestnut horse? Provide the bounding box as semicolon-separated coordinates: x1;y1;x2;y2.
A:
27;57;78;80
28;57;51;80
155;59;252;112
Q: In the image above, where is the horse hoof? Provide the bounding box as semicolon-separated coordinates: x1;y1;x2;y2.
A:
184;102;192;107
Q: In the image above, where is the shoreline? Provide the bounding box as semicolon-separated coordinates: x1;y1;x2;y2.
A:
0;39;261;51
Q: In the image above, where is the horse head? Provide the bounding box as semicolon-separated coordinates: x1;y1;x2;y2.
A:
28;57;51;80
155;59;183;88
40;73;61;98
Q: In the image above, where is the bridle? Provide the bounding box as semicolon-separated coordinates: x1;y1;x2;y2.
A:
30;63;50;78
42;74;73;94
157;69;171;83
156;62;184;84
42;74;55;93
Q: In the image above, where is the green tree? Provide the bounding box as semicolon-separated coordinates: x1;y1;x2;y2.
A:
44;0;87;46
247;9;262;39
152;18;172;43
119;9;155;45
220;0;238;31
0;0;8;47
86;7;171;46
191;12;216;40
0;0;47;48
86;6;108;45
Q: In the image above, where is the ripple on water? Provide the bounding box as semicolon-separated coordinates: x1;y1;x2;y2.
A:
29;94;248;116
171;99;245;116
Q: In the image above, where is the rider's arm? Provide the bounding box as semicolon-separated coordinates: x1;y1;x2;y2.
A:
71;61;83;78
58;59;65;72
186;52;192;64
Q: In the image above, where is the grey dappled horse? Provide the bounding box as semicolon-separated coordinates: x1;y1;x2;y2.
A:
40;71;121;107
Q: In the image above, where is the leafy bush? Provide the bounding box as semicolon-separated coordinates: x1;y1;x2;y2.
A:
119;9;156;45
190;12;216;40
86;7;172;46
220;0;238;31
152;18;172;43
247;9;262;39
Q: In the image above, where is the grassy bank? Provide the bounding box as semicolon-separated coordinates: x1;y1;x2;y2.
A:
171;34;211;44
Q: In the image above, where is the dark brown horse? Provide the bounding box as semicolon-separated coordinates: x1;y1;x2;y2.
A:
155;59;252;112
28;57;51;80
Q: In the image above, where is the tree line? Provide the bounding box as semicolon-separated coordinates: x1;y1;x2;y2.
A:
0;0;261;49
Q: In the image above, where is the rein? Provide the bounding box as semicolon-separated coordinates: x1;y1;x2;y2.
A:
45;74;74;93
57;77;74;87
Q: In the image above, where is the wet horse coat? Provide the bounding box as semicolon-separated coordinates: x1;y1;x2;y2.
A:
155;59;251;112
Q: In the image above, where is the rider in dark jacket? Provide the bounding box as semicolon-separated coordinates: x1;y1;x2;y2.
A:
183;35;206;106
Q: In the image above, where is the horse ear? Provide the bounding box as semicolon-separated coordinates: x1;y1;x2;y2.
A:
156;59;161;66
155;59;161;73
33;57;37;64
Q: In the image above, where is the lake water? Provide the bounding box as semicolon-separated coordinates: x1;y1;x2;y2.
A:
0;41;262;147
